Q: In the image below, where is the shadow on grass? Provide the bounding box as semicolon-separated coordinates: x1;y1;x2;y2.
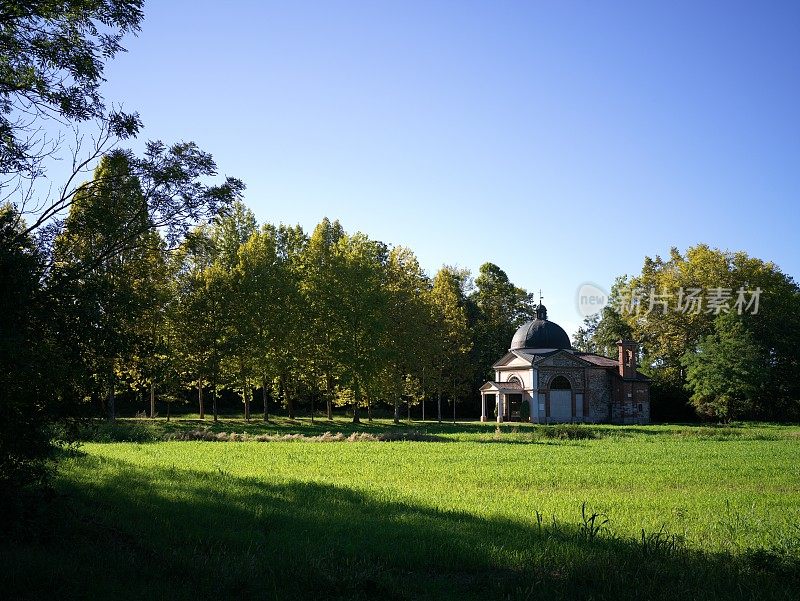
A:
2;454;797;600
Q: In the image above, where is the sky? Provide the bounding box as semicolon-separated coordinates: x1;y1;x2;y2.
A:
91;0;799;336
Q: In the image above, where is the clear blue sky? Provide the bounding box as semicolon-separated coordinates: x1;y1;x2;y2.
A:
99;0;799;336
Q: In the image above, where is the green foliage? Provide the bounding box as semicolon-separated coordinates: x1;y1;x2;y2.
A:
470;262;535;380
52;154;167;417
429;266;473;419
0;0;243;504
681;313;767;421
0;0;144;178
589;245;800;420
0;205;54;506
571;313;599;352
520;398;530;421
581;276;633;358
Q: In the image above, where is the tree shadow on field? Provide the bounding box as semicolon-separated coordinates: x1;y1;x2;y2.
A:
2;455;797;601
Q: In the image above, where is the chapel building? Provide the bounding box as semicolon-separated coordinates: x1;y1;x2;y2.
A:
479;304;650;424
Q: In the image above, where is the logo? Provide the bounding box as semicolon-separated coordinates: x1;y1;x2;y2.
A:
576;283;609;318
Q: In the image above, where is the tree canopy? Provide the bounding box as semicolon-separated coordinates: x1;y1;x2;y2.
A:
583;245;800;421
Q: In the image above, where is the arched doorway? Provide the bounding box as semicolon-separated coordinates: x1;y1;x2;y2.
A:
506;376;522;420
549;375;572;422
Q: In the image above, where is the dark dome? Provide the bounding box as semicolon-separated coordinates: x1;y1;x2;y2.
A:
510;317;572;350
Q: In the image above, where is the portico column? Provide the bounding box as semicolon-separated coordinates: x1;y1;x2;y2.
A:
480;393;487;422
497;394;504;423
531;368;539;423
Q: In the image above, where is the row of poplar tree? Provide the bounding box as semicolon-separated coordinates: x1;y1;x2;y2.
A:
44;153;538;424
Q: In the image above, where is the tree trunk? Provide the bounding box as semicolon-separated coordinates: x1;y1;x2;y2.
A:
198;379;205;419
437;390;442;423
367;391;372;422
326;374;333;420
311;394;315;424
281;373;295;420
452;378;457;424
241;358;250;421
407;398;411;422
150;381;155;418
394;397;400;424
167;400;170;421
108;381;115;421
352;381;361;424
268;374;269;422
212;387;218;422
421;368;425;421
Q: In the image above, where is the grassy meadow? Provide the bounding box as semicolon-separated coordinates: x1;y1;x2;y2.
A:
3;418;799;600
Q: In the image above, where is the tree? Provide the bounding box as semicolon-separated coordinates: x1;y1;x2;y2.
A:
593;246;800;420
300;218;346;420
572;314;599;352
0;204;54;509
0;1;243;504
0;0;144;182
236;223;307;422
301;225;390;423
382;246;433;423
334;233;390;423
584;276;633;358
681;313;767;421
52;153;158;420
211;202;257;420
171;227;227;421
470;263;535;381
118;229;172;418
429;267;472;423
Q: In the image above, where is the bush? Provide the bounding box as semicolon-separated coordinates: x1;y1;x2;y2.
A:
540;424;598;440
520;399;530;421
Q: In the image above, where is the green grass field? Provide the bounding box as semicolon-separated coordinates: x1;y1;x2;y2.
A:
3;419;799;600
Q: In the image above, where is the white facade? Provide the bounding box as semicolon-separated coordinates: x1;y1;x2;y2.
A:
480;349;595;424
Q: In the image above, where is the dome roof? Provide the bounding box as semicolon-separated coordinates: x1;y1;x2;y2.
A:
510;311;572;350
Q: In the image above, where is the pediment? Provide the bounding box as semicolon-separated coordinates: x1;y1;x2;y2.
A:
535;350;591;369
492;351;534;369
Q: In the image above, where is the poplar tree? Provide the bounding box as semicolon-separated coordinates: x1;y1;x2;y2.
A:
429;267;472;423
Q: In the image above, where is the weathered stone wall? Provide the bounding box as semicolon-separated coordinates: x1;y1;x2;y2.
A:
611;379;651;424
538;367;584;392
585;368;612;422
634;382;650;423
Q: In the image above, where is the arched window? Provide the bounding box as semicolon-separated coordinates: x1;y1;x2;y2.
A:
507;375;522;386
550;375;571;390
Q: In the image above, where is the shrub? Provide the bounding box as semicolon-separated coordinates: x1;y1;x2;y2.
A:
541;424;598;440
520;399;530;421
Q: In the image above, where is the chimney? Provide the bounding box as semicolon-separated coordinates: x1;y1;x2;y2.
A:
617;340;637;379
